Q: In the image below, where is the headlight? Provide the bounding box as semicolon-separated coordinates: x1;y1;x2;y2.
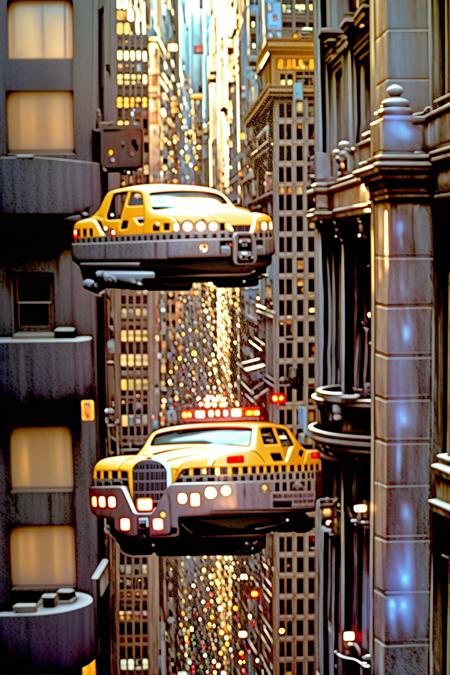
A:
224;222;234;232
182;220;194;232
136;497;154;512
204;486;218;500
195;220;207;232
177;492;188;505
268;219;273;230
107;495;118;509
260;221;268;231
208;220;219;232
173;222;180;232
190;492;201;507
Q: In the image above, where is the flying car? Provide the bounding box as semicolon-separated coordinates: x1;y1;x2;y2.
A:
72;184;274;292
89;406;321;555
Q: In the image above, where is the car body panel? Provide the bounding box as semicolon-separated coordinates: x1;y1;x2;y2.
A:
90;420;321;555
72;184;274;292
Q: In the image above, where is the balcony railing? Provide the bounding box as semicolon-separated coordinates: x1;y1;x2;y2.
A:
308;384;370;454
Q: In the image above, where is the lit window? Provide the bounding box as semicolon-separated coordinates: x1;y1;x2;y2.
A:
10;525;76;588
7;92;74;153
15;272;54;330
10;427;73;491
8;1;73;59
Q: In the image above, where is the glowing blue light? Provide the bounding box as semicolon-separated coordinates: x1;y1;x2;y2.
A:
397;405;409;429
390;120;414;142
387;597;397;625
399;598;409;612
400;502;413;528
401;323;412;343
394;444;403;480
400;572;411;588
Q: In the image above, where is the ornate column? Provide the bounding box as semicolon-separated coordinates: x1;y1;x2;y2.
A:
355;84;433;674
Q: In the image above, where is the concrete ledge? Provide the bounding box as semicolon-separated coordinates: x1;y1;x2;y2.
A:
0;591;95;673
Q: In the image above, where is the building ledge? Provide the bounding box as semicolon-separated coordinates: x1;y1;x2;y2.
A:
0;591;95;672
1;334;92;344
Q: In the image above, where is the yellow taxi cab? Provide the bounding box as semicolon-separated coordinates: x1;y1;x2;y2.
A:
89;406;321;555
72;184;274;292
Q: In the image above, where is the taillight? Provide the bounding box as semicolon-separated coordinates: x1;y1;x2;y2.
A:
310;451;320;459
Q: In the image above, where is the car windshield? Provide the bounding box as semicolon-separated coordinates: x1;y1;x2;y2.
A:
151;427;252;447
149;191;228;210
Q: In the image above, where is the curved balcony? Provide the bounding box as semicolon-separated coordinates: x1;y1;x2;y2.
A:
0;590;95;673
308;384;371;457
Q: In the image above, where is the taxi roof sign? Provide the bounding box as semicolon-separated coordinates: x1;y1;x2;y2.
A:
180;406;263;422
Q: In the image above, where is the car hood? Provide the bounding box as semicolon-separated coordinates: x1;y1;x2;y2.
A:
163;204;261;223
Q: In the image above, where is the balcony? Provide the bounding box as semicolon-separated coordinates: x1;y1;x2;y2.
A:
429;453;450;519
0;335;94;400
308;384;370;456
0;155;101;216
0;589;95;673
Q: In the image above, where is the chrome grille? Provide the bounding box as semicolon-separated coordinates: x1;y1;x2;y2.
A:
133;460;168;504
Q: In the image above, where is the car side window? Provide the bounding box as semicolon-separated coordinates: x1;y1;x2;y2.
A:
107;193;127;219
276;427;294;447
128;192;143;206
260;427;277;444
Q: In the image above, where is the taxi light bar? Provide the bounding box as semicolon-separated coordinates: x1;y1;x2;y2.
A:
181;406;263;421
136;497;154;512
227;455;245;464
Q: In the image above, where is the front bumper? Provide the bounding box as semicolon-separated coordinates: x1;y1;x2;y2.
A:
89;476;317;539
73;231;273;268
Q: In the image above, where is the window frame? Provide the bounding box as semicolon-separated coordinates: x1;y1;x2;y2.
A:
14;272;55;332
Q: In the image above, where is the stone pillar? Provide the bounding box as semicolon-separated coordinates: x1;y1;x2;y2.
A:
355;85;433;674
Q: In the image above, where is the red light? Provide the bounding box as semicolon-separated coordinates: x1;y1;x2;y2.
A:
181;406;262;421
249;589;261;599
311;451;320;459
73;229;79;240
227;455;245;464
270;392;287;404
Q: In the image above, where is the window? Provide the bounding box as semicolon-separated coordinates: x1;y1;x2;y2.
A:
261;428;277;444
15;273;54;330
433;0;450;99
10;427;73;491
10;525;76;588
7;92;74;153
8;1;73;59
151;427;252;447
